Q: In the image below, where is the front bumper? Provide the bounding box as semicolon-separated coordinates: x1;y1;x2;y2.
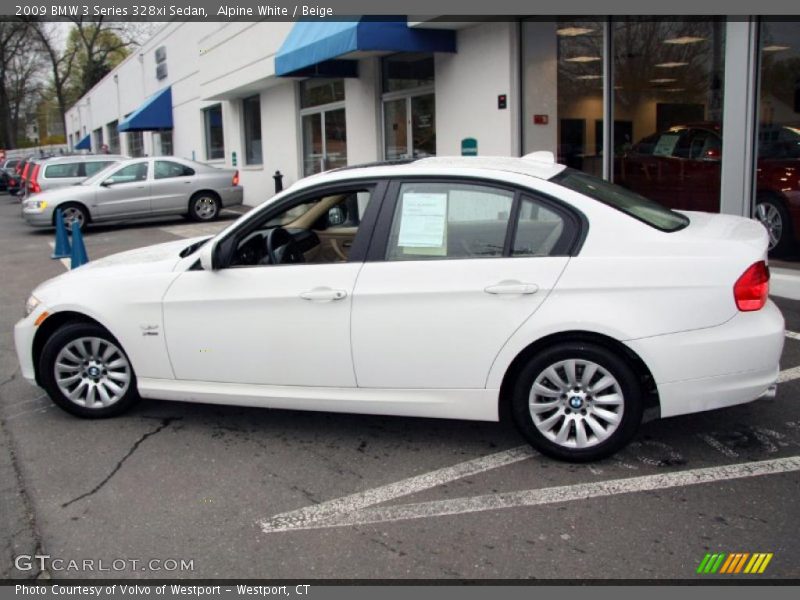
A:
14;311;40;385
22;206;54;227
627;300;784;418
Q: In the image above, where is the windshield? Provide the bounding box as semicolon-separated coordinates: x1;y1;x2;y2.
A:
552;168;689;232
81;161;123;185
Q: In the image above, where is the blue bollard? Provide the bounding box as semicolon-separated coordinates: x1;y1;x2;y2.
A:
51;209;71;258
69;221;89;269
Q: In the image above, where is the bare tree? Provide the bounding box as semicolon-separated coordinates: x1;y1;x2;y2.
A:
0;22;30;147
26;21;79;143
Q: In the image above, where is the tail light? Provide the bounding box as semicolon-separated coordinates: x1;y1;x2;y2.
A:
28;164;41;194
232;170;239;186
734;261;769;311
21;162;30;181
15;163;22;174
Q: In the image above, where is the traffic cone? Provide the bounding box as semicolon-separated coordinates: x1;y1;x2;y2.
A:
70;221;89;269
51;209;71;258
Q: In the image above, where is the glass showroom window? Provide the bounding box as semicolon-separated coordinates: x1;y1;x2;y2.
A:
203;105;225;160
242;95;263;165
522;19;605;177
107;121;120;154
382;53;436;160
753;20;800;255
127;131;145;157
613;19;726;212
153;131;173;156
93;127;104;151
300;79;347;176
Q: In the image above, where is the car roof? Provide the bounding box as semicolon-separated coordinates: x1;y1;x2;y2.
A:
41;154;127;164
303;154;566;188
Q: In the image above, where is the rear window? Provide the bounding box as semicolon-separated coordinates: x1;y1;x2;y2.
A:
552;168;689;232
44;163;81;178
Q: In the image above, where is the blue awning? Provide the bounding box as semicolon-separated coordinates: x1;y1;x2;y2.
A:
75;134;91;150
118;87;173;132
275;18;456;77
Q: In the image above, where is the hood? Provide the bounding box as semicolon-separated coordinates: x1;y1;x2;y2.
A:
33;236;211;296
29;184;95;203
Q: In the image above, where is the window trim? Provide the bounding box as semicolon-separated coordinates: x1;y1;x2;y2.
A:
211;179;389;270
203;104;225;161
365;176;586;263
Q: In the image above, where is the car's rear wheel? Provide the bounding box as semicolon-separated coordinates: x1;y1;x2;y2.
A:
39;322;140;418
511;342;643;462
56;202;89;230
189;193;220;222
755;194;793;256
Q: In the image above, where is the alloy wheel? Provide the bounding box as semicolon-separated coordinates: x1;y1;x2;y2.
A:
755;201;783;251
528;359;624;449
61;206;85;229
53;336;132;409
194;196;218;220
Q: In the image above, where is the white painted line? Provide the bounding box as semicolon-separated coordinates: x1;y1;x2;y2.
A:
47;241;70;270
261;455;800;533
785;330;800;341
778;365;800;383
257;445;535;533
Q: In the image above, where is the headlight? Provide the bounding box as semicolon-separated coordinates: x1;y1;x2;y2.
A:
24;200;47;210
25;295;41;316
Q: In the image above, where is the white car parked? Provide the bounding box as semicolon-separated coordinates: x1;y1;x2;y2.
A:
14;154;784;461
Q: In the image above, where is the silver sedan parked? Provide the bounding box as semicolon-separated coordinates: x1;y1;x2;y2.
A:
22;157;243;228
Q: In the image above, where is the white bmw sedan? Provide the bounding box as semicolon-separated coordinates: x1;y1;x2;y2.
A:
14;155;784;461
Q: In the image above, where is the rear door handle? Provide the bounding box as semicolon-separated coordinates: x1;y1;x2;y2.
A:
484;282;539;295
300;287;347;302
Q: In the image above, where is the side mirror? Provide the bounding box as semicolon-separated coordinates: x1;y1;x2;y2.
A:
328;206;346;226
199;241;216;271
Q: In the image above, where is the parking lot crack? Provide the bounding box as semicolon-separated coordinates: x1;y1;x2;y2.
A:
61;417;179;508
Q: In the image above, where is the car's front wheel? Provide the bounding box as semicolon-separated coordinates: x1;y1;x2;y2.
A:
39;322;140;418
56;202;89;230
511;342;643;462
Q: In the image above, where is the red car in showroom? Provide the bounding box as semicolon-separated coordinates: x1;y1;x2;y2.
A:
617;123;800;254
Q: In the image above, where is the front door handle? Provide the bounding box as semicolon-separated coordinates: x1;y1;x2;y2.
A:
484;281;539;295
300;287;347;302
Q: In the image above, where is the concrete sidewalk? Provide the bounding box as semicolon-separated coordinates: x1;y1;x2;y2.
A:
770;267;800;301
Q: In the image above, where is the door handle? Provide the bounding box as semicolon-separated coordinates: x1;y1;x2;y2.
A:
300;288;347;302
484;282;539;295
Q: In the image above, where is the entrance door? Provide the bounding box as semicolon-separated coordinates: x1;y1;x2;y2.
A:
302;108;348;176
383;92;436;159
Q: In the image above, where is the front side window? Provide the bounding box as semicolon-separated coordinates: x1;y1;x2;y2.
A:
155;160;195;179
105;162;148;185
44;163;81;178
386;182;514;261
204;105;225;160
242;95;263;165
553;168;689;231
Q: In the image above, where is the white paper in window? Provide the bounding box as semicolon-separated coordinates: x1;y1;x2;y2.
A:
397;193;448;249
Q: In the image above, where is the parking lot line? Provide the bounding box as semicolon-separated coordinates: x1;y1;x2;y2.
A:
785;330;800;341
259;455;800;533
257;445;536;533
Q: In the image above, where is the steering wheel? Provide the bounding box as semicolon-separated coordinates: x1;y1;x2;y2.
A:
264;227;305;265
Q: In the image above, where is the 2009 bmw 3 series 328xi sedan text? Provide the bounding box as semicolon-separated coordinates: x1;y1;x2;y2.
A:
14;154;785;461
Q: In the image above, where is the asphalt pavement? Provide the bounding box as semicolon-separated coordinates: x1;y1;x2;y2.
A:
1;191;799;580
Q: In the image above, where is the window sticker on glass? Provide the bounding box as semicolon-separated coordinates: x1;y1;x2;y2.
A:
398;193;448;254
652;133;680;157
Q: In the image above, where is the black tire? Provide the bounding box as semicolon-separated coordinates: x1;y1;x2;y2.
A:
188;192;220;222
755;194;793;257
55;202;90;229
510;342;643;462
39;322;140;419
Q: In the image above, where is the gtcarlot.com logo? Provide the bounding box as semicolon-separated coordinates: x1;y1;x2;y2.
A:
696;552;773;575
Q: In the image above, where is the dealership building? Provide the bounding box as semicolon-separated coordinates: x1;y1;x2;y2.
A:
65;18;800;221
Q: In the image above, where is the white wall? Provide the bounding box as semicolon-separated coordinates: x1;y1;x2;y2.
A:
344;58;382;165
435;22;519;156
521;21;558;155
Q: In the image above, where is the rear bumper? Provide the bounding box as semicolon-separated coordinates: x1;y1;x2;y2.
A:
219;186;243;208
627;300;784;418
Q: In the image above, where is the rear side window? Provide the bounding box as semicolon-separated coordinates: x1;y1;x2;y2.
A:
84;161;115;177
552;168;689;232
44;163;81;178
513;198;567;257
386;182;514;260
155;160;195;179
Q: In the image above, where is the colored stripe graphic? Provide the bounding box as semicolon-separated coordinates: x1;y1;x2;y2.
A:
719;554;737;573
700;552;773;575
697;554;712;574
758;553;773;573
